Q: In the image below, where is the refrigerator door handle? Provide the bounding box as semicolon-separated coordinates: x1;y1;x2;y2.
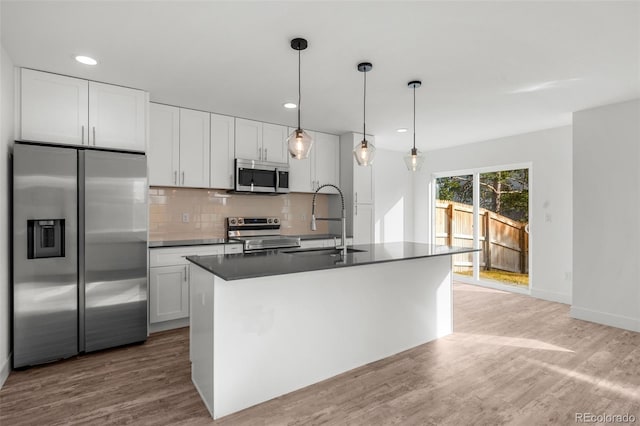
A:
174;171;177;185
78;151;86;352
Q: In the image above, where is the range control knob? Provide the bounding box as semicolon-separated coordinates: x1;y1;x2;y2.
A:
238;218;244;224
267;218;273;224
229;218;237;225
273;218;280;224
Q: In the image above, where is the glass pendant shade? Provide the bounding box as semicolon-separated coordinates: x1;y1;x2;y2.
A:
404;147;424;172
287;128;313;160
353;139;376;166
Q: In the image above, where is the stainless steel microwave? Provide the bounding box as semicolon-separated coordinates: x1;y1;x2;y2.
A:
234;159;290;193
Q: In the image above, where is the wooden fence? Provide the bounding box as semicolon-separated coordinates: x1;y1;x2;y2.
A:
435;200;529;274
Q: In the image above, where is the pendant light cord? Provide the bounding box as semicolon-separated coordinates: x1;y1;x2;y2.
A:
297;48;301;130
413;85;416;150
363;69;367;140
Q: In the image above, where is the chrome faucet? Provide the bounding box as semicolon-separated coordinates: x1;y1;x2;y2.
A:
311;184;347;257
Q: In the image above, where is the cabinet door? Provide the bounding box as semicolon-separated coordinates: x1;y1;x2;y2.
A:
262;123;288;163
353;203;374;245
179;108;210;188
314;132;340;193
149;265;189;323
235;118;262;160
148;103;180;186
21;69;89;145
288;127;313;192
89;81;146;151
210;114;235;189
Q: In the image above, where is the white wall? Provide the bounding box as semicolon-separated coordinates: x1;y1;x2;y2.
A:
0;45;15;387
571;99;640;332
413;126;573;304
374;149;414;243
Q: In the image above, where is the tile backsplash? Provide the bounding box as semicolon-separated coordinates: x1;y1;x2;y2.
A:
149;187;331;241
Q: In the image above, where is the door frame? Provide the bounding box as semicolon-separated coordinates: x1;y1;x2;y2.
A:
430;162;533;295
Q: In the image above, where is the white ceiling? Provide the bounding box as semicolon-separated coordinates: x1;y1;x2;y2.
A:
1;1;639;152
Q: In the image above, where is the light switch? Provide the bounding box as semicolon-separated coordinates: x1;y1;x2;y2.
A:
182;213;190;223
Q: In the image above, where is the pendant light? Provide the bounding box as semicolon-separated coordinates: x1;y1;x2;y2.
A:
353;62;376;166
404;80;425;172
287;38;313;160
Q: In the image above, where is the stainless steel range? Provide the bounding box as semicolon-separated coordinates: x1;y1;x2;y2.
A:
226;217;300;252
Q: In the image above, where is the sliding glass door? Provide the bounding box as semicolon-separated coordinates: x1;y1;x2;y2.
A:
434;166;530;291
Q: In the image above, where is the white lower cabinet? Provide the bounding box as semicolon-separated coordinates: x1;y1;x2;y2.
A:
149;265;189;323
149;244;241;330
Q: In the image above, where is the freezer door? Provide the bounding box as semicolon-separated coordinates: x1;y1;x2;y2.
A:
13;143;78;367
83;150;148;352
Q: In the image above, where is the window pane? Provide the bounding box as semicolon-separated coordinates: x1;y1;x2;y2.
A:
479;169;529;287
436;175;474;276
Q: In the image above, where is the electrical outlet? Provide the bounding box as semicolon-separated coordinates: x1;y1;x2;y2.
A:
182;213;189;223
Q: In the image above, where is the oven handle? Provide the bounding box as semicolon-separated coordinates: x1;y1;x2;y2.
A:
275;168;280;191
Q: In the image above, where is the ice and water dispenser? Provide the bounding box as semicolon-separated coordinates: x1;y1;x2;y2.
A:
27;219;65;259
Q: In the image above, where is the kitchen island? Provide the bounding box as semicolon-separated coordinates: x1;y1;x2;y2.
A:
187;242;477;419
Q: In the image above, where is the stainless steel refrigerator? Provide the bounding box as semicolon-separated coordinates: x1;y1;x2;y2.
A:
13;142;148;368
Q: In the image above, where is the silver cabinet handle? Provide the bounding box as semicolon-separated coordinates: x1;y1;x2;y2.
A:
174;171;177;185
264;148;268;161
355;192;358;203
81;125;85;145
181;172;185;185
184;266;187;282
229;174;233;187
355;204;358;216
258;147;262;160
92;127;96;146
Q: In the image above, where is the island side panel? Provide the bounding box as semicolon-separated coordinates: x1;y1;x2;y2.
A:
211;255;452;418
190;264;215;417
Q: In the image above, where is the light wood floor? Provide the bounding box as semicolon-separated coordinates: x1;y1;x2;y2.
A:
2;283;639;425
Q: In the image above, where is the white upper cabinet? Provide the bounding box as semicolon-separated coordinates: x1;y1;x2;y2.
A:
353;203;374;245
235;118;288;163
179;108;210;188
148;103;209;188
262;123;288;163
235;118;262;160
313;132;340;192
21;69;89;145
20;69;147;151
148;103;180;186
88;81;146;151
353;156;374;204
210;114;235;189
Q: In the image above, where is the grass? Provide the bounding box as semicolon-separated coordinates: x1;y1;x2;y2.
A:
456;269;529;288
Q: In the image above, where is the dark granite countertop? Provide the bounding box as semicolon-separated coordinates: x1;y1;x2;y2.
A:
186;242;479;281
149;238;228;248
149;234;353;248
297;234;354;241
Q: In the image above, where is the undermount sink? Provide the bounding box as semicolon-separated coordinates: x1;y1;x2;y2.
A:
283;247;367;256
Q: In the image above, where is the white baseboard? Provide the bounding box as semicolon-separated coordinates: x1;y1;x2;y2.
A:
570;306;640;332
0;352;11;390
531;288;571;305
149;317;189;334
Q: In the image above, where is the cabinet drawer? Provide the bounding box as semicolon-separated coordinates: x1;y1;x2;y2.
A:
149;245;225;267
224;244;243;254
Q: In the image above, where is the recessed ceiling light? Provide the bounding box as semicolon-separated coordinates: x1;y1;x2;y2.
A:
283;102;297;109
75;55;98;66
397;128;408;133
